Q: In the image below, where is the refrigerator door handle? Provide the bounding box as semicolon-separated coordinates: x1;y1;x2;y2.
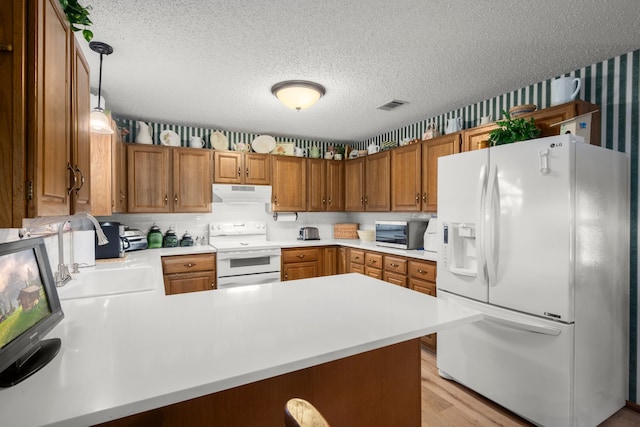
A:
484;314;561;336
485;165;499;286
476;164;488;285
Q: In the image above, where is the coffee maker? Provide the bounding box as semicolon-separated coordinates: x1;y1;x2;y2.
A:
95;222;126;259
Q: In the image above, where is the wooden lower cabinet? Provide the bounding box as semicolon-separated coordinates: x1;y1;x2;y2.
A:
321;246;338;276
337;247;347;274
348;248;365;273
409;260;437;352
161;253;216;295
281;247;320;281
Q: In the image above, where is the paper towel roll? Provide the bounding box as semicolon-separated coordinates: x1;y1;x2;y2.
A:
272;212;298;222
73;230;96;267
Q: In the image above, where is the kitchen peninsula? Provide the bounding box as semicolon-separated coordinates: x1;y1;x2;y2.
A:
0;247;480;427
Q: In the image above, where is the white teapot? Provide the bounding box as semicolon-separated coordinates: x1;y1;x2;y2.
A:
367;144;381;155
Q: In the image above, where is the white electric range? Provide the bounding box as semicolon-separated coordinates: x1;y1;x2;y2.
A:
209;222;281;289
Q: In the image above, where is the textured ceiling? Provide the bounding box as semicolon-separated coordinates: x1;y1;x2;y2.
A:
78;0;640;142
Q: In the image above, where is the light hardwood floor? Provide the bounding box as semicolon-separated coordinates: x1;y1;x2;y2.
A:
421;346;640;427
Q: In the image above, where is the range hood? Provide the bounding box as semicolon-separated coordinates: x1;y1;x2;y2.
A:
212;184;272;204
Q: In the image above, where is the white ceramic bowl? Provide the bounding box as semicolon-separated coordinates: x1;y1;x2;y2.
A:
357;230;375;242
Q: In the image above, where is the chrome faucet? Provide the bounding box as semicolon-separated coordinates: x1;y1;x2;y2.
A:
20;213;109;286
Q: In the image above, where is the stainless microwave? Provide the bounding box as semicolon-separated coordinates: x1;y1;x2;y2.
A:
375;220;429;250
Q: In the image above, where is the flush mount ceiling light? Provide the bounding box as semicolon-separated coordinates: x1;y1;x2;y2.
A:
271;80;326;111
89;41;114;134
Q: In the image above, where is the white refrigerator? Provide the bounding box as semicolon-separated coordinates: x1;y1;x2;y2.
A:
436;134;629;427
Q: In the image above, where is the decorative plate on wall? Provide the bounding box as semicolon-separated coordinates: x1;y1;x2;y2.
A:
210;131;229;150
159;130;180;146
252;135;277;153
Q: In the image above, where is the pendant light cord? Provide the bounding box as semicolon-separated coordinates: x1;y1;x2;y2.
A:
97;52;103;110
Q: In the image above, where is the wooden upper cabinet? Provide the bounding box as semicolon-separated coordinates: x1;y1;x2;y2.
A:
364;151;391;211
326;160;345;211
27;0;72;217
422;133;461;212
462;100;601;151
244;153;271;185
391;144;422;212
172;147;212;212
307;159;345;212
71;36;91;214
128;144;171;212
214;151;270;185
461;123;497;152
272;156;306;211
345;157;365;211
128;145;211;213
112;125;128;213
213;151;242;183
307;158;326;211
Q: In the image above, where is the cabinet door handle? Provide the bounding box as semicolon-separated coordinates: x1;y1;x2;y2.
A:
74;166;85;195
67;162;77;195
422;193;427;203
184;263;195;268
246;167;249;176
174;194;178;203
284;274;288;280
417;269;424;273
298;254;305;258
327;197;332;205
415;193;420;202
164;195;168;205
369;259;377;263
390;263;398;267
237;167;241;176
274;196;278;205
322;198;326;204
0;42;13;52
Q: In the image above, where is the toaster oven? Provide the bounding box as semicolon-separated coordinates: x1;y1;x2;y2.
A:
375;220;428;250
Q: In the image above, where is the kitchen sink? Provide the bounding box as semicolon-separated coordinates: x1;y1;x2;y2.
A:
57;265;157;300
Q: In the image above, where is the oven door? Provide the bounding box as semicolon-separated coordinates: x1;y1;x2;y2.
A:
217;271;281;289
216;247;281;278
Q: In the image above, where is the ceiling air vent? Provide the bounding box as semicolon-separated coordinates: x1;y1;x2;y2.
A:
377;99;409;111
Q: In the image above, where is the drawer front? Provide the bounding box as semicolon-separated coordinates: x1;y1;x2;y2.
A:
408;260;436;282
365;252;384;268
365;266;383;280
349;248;365;264
410;277;435;296
161;253;216;274
384;255;407;274
282;247;319;263
350;262;365;274
384;271;407;288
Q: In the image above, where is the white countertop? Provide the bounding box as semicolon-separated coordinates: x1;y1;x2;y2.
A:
0;247;472;427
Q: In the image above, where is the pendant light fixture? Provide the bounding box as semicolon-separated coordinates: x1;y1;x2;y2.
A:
89;41;114;134
271;80;326;111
